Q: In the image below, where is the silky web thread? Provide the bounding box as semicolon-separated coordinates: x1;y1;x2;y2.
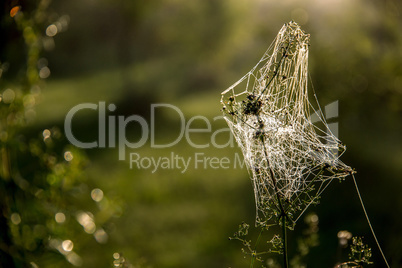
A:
221;21;390;266
221;22;352;224
352;174;390;268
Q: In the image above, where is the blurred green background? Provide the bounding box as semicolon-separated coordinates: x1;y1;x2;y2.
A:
1;0;401;267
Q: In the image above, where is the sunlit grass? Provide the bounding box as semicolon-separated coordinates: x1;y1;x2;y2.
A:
35;73;258;267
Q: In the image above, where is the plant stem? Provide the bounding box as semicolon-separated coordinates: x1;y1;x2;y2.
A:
0;146;15;266
260;134;289;267
250;228;264;268
282;215;289;268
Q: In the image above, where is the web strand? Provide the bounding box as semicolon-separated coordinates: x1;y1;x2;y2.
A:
221;21;352;224
352;174;390;268
221;21;389;266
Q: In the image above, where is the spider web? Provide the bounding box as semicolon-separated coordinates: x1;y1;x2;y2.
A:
221;22;353;226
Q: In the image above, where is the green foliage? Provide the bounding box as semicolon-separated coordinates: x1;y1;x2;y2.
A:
229;213;322;267
1;0;400;267
1;1;56;266
229;222;271;266
348;237;373;266
337;236;373;268
0;1;120;267
230;215;374;268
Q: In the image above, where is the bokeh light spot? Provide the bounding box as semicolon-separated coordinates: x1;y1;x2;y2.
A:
84;221;96;234
337;230;352;247
62;240;74;252
76;211;96;234
91;188;104;202
310;214;319;223
55;212;66;223
2;89;15;104
43;129;51;140
11;213;21;225
37;58;48;68
66;252;83;267
39;66;51;79
64;151;73;161
94;228;108;244
10;6;21;17
46;24;58;37
25;109;36;122
59;15;70;28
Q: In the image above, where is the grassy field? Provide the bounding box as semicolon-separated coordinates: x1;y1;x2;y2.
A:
33;72;260;267
30;53;402;266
